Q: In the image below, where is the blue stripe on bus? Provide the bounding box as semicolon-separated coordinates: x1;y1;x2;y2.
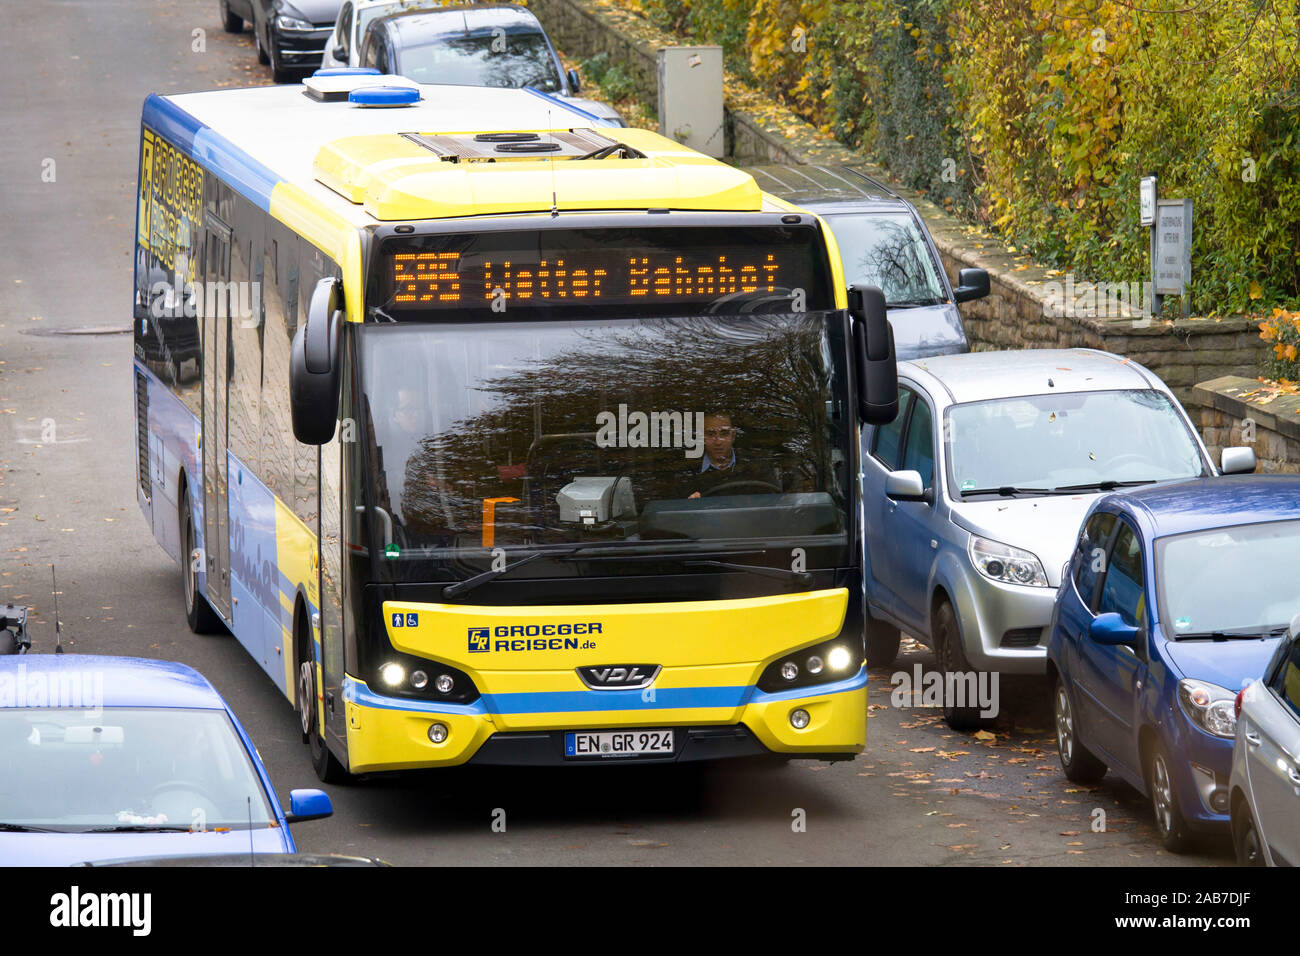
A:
345;670;865;716
141;94;281;212
344;677;489;716
142;94;203;155
747;666;868;703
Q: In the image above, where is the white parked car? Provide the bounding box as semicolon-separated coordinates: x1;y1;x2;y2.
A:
1230;613;1300;866
321;0;446;70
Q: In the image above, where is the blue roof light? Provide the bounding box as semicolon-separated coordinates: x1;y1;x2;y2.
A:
349;86;421;107
313;67;382;77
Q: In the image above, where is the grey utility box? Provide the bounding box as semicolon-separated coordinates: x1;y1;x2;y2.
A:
657;46;725;158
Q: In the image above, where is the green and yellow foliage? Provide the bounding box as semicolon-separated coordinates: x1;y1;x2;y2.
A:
627;0;1300;323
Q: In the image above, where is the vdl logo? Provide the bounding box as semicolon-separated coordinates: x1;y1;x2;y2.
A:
468;627;491;652
391;612;419;628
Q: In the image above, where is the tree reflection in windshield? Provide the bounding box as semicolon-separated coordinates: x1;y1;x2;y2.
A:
399;33;561;91
360;313;848;553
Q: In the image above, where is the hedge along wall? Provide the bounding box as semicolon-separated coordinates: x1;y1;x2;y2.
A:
630;0;1300;329
529;0;1272;412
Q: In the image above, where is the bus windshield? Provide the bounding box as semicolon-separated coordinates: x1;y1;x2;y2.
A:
357;311;852;572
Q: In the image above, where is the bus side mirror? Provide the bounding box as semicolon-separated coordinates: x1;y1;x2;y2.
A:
849;284;899;426
290;277;344;445
567;68;581;93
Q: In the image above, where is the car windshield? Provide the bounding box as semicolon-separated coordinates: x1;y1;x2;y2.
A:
823;213;945;306
357;312;852;574
0;708;275;831
1156;519;1300;637
396;31;561;91
946;389;1206;496
358;2;445;43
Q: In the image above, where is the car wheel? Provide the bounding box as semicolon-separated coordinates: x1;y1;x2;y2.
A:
1053;675;1107;783
933;600;983;730
268;35;294;83
1146;740;1193;853
1232;802;1265;865
864;615;901;667
181;495;226;635
298;618;351;784
219;0;243;32
255;23;270;65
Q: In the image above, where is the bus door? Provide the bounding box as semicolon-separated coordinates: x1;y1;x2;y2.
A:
202;214;233;620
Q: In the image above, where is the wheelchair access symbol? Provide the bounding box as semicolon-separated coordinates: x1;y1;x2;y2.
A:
391;612;419;628
468;627;490;653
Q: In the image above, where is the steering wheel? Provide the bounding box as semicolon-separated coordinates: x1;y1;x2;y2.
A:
149;780;209;798
701;480;782;497
1096;452;1150;473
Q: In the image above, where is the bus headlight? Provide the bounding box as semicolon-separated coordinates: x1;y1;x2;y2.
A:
758;637;863;693
369;651;480;704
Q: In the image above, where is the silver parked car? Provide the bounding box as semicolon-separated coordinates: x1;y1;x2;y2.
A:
746;165;986;361
1230;613;1300;866
859;348;1256;727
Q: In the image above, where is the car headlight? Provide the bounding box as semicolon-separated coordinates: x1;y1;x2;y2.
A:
968;535;1049;587
1177;679;1237;738
276;14;314;30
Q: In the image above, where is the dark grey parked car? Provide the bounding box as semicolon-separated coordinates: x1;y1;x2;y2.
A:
220;0;343;83
746;165;988;360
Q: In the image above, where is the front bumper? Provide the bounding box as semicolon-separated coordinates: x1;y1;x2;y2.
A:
341;667;868;772
1165;717;1235;830
271;26;331;64
950;572;1059;675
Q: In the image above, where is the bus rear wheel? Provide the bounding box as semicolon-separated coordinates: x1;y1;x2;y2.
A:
297;620;351;784
181;496;226;635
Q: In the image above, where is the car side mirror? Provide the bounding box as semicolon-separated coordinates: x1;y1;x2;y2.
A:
290;277;344;445
284;788;333;823
885;470;930;503
1089;612;1140;647
567;68;581;93
848;284;899;426
1220;446;1256;475
953;267;990;303
333;45;347;62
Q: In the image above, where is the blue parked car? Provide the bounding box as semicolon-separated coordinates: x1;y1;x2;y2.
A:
0;655;332;866
1047;476;1300;852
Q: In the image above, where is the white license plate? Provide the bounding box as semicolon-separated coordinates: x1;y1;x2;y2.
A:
565;729;675;758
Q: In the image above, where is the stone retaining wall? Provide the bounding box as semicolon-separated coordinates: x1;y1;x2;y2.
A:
1194;377;1300;472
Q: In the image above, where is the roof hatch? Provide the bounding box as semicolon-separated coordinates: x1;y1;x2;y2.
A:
312;127;761;220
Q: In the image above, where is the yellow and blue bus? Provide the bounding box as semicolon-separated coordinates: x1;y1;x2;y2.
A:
132;73;898;779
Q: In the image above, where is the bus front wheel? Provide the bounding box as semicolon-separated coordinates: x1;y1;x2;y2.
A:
297;620;352;784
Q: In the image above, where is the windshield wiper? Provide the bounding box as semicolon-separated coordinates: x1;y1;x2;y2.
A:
958;486;1073;498
1177;625;1289;641
1052;479;1158;492
683;559;813;588
888;298;945;308
441;546;584;600
87;825;195;833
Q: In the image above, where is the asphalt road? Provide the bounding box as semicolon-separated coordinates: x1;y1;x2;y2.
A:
0;0;1230;866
